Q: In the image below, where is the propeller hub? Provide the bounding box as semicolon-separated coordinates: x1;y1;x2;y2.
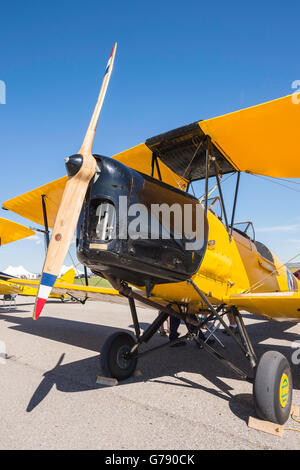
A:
65;154;83;177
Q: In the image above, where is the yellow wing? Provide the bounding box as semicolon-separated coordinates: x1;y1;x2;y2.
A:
111;93;300;181
2;177;67;228
2;150;187;227
199;94;300;177
111;143;188;190
0;279;23;295
51;283;127;303
3;93;299;231
0;217;35;245
6;267;128;304
225;291;300;322
5;268;76;299
10;277;148;307
50;283;158;309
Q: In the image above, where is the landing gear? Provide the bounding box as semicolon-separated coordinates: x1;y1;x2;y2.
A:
100;332;138;380
99;280;294;425
253;351;292;425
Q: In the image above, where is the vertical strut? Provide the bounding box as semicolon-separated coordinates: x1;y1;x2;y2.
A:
41;194;50;251
230;171;240;241
232;307;257;369
204;139;211;216
128;296;141;339
213;158;229;231
84;265;89;286
154;154;162;181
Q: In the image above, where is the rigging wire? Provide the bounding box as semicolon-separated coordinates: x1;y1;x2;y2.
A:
242;252;300;294
190;182;196;197
198;171;235;201
67;249;85;287
251;174;300;194
182;139;203;180
259;175;300;186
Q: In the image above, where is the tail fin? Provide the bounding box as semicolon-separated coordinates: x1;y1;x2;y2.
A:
58;268;75;284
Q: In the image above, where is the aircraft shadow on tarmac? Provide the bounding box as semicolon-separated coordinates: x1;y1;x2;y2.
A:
0;309;299;420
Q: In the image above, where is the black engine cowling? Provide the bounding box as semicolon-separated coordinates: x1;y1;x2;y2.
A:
76;155;207;286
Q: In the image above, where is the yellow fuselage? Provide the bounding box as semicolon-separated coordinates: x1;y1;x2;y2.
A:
151;209;297;318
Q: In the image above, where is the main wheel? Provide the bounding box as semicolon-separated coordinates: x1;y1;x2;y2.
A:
100;332;138;381
253;351;293;424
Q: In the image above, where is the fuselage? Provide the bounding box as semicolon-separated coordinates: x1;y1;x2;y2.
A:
77;155;298;319
152;208;298;315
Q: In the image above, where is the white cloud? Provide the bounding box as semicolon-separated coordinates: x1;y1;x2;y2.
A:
26;234;43;245
256;224;300;233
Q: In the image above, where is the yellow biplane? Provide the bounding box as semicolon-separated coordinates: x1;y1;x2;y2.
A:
3;44;300;425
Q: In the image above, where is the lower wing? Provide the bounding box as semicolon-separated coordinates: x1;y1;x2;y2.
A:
225;291;300;321
5;269;76;299
6;277;150;309
51;284;151;308
0;279;22;295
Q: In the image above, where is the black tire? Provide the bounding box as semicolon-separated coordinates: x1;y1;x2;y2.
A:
253;351;293;424
100;332;137;381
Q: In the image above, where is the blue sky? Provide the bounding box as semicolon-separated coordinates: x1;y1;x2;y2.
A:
0;0;300;273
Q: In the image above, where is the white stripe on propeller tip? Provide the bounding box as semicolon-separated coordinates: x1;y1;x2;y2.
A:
33;43;117;320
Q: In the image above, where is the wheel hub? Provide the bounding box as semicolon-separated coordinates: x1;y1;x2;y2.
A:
116;345;132;369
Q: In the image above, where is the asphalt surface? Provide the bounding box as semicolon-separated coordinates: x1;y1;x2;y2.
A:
0;296;300;450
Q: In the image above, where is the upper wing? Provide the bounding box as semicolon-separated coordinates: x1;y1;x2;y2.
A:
199;94;300;178
0;217;35;245
112;94;300;182
111;143;188;190
2;177;67;228
4;93;299;226
2;152;187;227
225;291;300;322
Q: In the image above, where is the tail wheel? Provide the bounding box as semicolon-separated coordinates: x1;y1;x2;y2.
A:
100;332;137;381
253;351;293;424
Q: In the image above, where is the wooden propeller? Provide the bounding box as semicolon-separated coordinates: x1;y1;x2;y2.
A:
33;43;117;319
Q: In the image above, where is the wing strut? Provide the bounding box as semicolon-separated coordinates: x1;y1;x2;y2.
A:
229;171;241;241
41;195;50;250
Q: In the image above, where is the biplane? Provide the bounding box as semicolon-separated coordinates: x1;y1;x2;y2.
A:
5;267;77;301
3;43;300;425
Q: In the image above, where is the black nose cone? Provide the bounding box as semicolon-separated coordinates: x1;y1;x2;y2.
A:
65;154;83;177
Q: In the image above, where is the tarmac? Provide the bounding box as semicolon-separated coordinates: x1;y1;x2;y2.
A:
0;296;300;450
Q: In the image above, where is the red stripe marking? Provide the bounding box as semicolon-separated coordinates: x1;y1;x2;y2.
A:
109;44;115;58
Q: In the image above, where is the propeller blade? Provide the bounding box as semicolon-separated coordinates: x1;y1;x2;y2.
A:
34;43;117;320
